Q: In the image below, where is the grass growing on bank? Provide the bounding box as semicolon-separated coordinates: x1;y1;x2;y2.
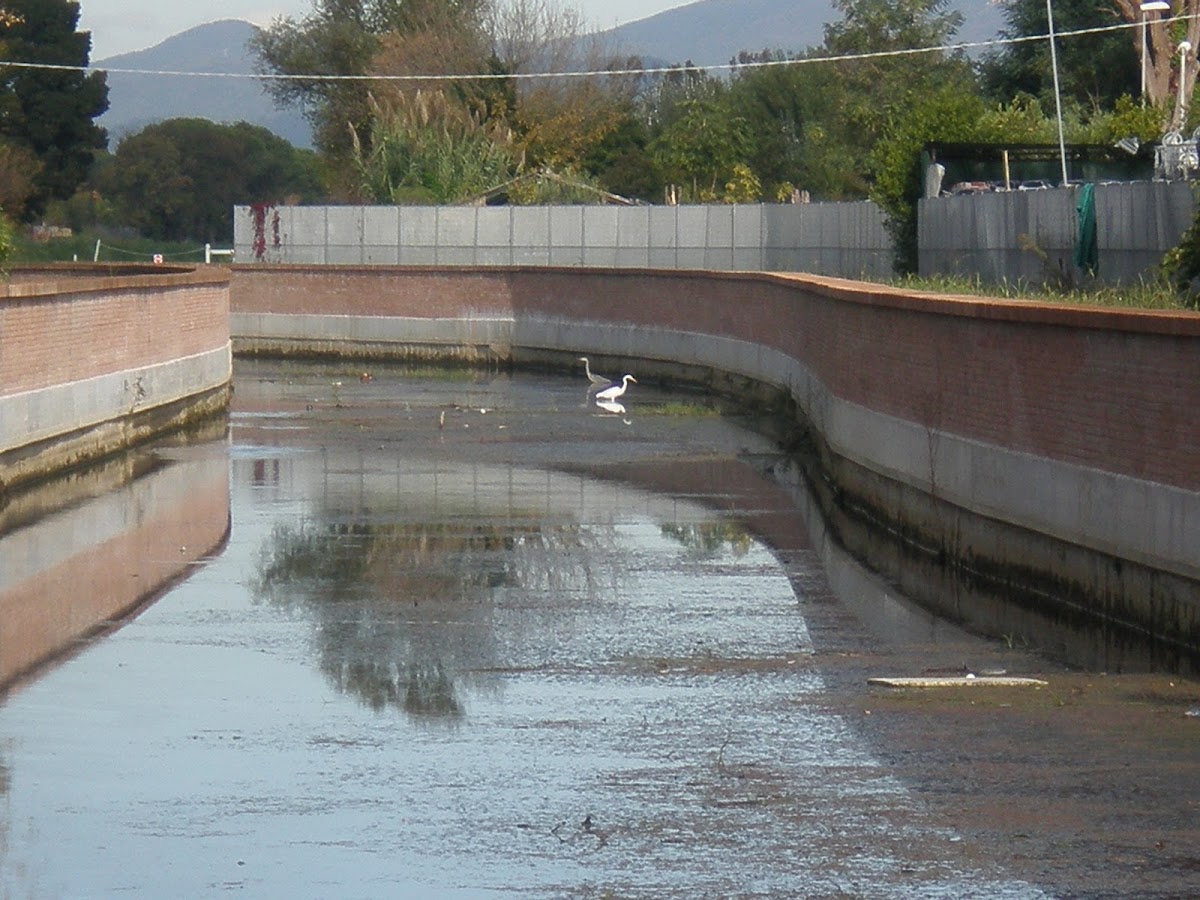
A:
12;232;211;265
888;273;1194;311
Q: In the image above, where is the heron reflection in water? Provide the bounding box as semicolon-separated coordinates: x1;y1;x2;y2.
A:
578;356;613;391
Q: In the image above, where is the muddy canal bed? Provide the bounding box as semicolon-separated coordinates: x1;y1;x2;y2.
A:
1;360;1198;898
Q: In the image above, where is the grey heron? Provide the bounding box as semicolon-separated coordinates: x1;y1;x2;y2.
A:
595;375;636;402
578;356;612;389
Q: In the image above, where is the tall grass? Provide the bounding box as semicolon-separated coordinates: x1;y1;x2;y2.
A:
887;273;1194;312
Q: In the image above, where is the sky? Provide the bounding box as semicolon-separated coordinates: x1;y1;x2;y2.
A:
77;0;691;61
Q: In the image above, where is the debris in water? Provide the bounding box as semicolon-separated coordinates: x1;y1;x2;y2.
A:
868;675;1048;688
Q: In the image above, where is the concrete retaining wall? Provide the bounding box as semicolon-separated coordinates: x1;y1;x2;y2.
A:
230;264;1200;662
233;202;895;280
920;180;1195;285
0;265;233;494
235;181;1196;286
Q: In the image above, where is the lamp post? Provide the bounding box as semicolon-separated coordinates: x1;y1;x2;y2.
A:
1046;0;1069;185
1141;0;1171;101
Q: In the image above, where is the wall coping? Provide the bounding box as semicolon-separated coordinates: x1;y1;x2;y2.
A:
4;263;229;301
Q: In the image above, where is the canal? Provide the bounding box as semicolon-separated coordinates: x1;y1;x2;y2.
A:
1;359;1198;898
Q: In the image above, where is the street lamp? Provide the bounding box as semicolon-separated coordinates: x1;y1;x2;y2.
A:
1141;0;1171;101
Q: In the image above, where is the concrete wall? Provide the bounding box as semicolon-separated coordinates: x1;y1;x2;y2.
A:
230;265;1200;661
0;265;233;494
233;202;895;280
234;181;1195;286
920;181;1195;285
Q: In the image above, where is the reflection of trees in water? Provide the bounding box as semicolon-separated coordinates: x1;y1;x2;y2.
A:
660;520;752;559
253;518;607;718
324;653;462;718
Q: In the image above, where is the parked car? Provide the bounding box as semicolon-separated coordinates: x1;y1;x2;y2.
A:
948;181;992;195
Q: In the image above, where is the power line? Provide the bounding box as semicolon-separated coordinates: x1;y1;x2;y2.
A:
0;16;1191;83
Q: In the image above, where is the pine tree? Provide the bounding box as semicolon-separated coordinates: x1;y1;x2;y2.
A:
0;0;108;217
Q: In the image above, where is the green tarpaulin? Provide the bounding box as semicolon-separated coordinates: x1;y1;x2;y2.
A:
1073;182;1098;276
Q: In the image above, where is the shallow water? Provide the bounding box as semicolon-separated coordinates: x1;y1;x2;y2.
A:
0;361;1051;898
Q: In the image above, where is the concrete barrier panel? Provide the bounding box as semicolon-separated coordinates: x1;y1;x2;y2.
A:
649;207;678;248
548;207;583;248
477;207;512;249
399;246;438;265
477;246;513;266
326;207;362;248
618;207;650;248
437;207;477;249
327;245;363;265
583;207;619;250
362;206;399;246
676;207;708;250
733;205;762;248
544;246;578;266
705;207;734;251
400;208;438;247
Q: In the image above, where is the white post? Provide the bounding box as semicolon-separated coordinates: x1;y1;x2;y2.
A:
1177;41;1193;130
1046;0;1069;186
205;243;211;264
93;238;101;262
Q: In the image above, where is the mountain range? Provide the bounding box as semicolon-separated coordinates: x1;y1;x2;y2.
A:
95;1;1006;150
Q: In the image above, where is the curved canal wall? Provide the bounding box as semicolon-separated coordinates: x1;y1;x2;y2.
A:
231;264;1200;665
0;264;233;496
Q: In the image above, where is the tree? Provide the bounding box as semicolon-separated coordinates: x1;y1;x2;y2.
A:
0;198;13;270
1110;0;1200;118
104;119;324;243
487;0;643;174
0;138;40;219
868;87;986;272
582;113;663;202
727;53;807;195
981;0;1139;114
822;0;974;143
651;94;754;202
727;50;874;201
0;0;107;217
252;0;491;185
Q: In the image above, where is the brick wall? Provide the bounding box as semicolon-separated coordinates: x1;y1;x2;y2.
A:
0;265;233;490
232;265;1200;494
0;270;229;396
226;262;1200;656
